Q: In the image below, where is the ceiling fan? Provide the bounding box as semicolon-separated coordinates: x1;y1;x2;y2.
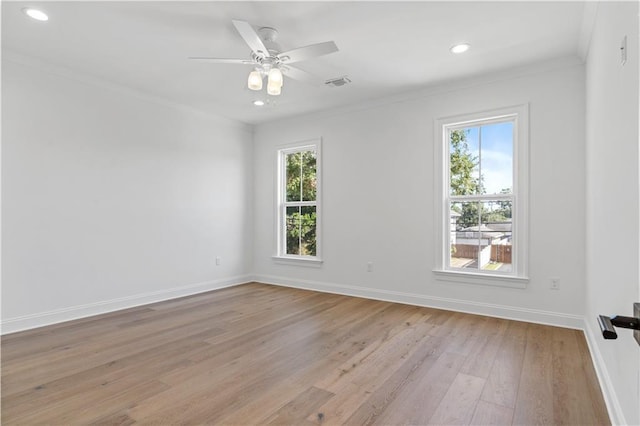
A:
189;20;339;96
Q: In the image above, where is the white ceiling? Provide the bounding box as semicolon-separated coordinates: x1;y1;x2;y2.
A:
2;1;588;125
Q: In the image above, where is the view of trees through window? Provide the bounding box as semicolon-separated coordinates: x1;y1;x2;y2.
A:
448;122;514;272
284;149;317;256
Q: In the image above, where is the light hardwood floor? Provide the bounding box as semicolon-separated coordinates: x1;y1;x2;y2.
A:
1;282;610;425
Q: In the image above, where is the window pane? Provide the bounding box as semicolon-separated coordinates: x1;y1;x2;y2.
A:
450;201;480;270
285;205;317;256
286;152;302;202
450;128;480;196
450;200;513;272
300;206;317;256
481;200;513;272
479;122;513;195
285;206;301;255
301;151;317;202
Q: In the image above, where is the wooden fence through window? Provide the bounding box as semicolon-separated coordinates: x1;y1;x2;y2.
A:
452;244;512;264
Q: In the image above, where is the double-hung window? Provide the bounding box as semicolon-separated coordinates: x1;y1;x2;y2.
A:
276;140;321;263
435;105;528;286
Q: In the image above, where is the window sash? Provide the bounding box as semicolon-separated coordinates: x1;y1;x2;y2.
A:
446;197;515;275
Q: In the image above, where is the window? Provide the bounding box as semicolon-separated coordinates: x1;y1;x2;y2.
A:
276;140;321;263
434;106;528;286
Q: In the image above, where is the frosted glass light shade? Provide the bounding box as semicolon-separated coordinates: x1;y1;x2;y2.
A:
268;68;283;87
247;71;263;91
267;80;281;96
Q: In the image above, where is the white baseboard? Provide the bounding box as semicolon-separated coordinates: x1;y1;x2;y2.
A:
582;320;626;426
0;275;252;335
253;274;585;329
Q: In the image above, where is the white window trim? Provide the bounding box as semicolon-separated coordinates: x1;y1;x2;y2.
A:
273;138;323;264
433;105;529;288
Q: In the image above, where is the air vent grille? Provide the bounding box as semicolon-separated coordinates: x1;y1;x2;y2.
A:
325;76;351;87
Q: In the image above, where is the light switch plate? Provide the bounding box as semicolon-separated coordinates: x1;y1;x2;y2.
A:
634;303;640;346
621;36;627;65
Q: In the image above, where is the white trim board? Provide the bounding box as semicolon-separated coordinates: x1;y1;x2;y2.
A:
583;320;627;426
253;275;584;330
0;275;252;335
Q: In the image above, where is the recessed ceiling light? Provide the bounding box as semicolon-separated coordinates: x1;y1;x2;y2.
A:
450;43;470;54
22;7;49;21
253;100;265;106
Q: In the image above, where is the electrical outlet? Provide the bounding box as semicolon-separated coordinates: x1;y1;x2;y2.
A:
216;256;221;266
367;262;373;272
550;277;560;290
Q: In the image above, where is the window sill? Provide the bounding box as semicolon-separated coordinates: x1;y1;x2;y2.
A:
432;269;528;289
272;256;324;268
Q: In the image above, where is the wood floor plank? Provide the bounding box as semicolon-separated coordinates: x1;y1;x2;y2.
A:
459;317;509;379
573;329;611;425
309;314;435;424
89;410;136;426
512;324;555;425
550;326;610;425
480;319;528;408
341;333;447;425
0;283;610;425
470;400;514;425
427;372;486;425
263;386;335;425
370;351;467;425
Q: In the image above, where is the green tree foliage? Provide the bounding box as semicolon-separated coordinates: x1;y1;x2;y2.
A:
494;188;513;220
450;129;481;228
450;129;480;197
286;207;316;256
285;151;317;256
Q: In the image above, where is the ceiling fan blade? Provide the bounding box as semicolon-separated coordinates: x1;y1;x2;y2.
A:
188;57;255;64
281;65;324;86
232;19;269;58
278;41;338;64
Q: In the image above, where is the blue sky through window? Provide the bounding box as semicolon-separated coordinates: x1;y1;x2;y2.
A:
463;121;513;195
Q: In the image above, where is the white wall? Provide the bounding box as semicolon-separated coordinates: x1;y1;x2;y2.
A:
584;2;639;425
253;61;587;328
1;56;254;333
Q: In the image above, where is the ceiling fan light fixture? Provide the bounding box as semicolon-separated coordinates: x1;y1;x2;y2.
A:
450;43;470;54
247;70;263;91
22;7;48;21
190;19;339;98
